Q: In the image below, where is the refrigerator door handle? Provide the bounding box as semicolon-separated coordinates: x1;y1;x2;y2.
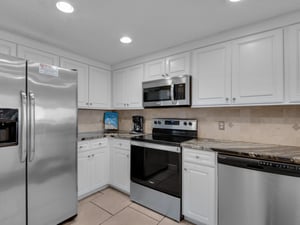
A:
29;91;36;162
20;91;27;163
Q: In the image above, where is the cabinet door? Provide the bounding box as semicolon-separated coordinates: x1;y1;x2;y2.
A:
144;58;165;81
285;24;300;102
60;58;89;108
192;43;231;106
112;69;127;108
111;148;130;193
231;29;284;104
89;66;111;109
0;39;16;56
166;52;190;77
183;163;216;225
78;152;91;197
91;147;109;190
17;45;59;65
124;65;143;109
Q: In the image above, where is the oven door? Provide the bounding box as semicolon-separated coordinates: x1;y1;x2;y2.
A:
131;141;182;197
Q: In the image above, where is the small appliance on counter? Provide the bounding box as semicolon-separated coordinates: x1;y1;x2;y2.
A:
131;115;144;134
104;112;119;132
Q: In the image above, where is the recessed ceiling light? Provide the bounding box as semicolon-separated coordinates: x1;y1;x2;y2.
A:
120;36;132;44
56;1;74;13
229;0;241;2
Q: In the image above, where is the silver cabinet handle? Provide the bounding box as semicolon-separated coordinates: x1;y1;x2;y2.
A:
86;102;89;105
225;97;229;101
20;91;27;163
29;91;35;162
232;97;236;101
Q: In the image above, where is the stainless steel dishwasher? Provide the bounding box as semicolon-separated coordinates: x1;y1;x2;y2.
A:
218;154;300;225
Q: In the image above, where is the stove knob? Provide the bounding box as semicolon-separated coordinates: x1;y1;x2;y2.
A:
158;121;161;125
183;122;187;126
188;122;193;126
154;121;157;124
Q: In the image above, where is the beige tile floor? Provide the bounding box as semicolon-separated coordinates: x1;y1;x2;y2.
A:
63;188;194;225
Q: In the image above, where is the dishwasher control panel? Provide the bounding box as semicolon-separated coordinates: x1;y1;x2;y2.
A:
259;161;298;171
218;154;300;177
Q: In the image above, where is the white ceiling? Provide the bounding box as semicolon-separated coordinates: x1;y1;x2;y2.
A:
1;0;300;65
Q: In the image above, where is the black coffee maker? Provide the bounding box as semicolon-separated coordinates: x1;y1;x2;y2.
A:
132;115;144;133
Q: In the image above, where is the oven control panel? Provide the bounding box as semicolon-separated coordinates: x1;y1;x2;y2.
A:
152;118;197;131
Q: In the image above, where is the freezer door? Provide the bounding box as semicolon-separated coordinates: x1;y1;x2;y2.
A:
0;55;26;225
27;62;77;225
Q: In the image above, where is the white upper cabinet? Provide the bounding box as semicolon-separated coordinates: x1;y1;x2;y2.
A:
144;53;191;81
165;52;191;77
126;65;144;108
285;23;300;103
18;45;59;66
192;29;284;107
231;29;284;104
112;69;126;108
192;43;231;106
113;64;143;109
89;66;111;109
0;40;16;56
60;58;89;108
144;59;165;81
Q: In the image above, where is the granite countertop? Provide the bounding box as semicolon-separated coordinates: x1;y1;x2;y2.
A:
78;131;143;141
182;138;300;165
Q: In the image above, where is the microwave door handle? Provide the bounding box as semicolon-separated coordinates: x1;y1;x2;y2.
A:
29;91;35;162
171;84;175;103
20;91;27;163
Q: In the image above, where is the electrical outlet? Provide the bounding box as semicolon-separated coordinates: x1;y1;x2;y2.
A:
218;121;225;130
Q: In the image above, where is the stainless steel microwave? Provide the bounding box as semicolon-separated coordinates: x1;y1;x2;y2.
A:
142;75;191;108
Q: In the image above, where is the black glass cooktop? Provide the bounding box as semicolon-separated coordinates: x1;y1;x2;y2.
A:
131;134;194;146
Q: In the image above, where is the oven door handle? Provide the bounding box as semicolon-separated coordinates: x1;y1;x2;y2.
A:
131;141;181;153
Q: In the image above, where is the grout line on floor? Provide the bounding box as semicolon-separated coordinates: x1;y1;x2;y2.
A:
90;201;114;216
128;204;165;222
99;205;130;225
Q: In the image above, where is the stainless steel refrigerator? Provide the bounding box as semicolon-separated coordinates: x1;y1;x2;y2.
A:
0;54;78;225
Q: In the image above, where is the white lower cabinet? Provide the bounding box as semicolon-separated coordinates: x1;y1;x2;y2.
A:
78;138;109;198
183;148;217;225
110;139;131;193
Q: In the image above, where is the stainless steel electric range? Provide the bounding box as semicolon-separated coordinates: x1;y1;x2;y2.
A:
130;118;197;222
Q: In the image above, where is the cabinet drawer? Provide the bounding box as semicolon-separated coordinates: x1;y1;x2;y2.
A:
110;139;130;150
78;141;90;152
183;148;216;167
90;138;108;149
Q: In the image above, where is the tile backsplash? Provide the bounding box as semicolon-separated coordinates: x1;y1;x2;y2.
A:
78;109;105;132
79;106;300;147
